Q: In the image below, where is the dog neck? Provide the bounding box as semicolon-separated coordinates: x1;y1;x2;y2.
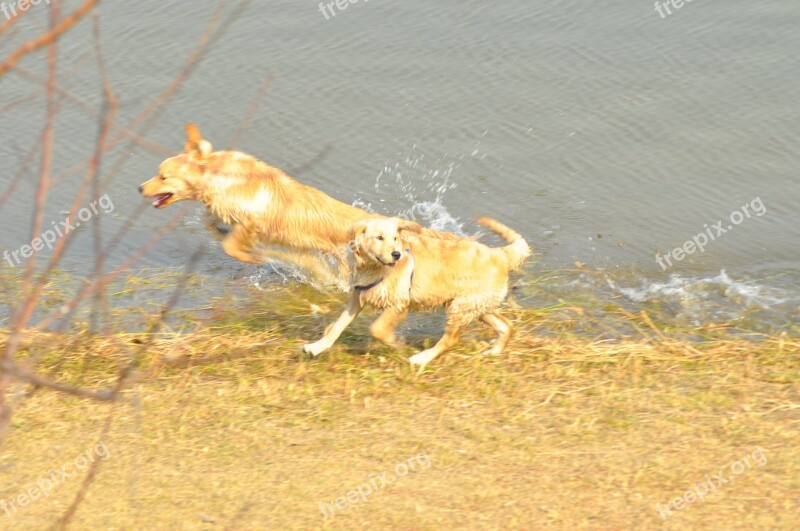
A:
354;276;385;293
352;253;415;302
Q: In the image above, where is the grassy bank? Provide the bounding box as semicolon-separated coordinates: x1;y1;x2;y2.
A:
1;283;798;529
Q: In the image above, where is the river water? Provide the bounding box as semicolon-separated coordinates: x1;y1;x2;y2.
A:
1;0;798;332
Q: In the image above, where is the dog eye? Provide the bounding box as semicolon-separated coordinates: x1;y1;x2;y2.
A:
159;175;167;181
376;236;384;241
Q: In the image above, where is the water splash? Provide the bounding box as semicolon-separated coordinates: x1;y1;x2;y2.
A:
243;135;486;289
368;135;487;236
611;270;791;309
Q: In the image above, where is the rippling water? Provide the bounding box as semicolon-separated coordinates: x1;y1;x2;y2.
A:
1;0;798;332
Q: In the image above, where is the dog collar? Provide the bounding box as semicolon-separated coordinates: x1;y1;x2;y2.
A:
354;277;384;293
408;251;414;290
354;253;414;293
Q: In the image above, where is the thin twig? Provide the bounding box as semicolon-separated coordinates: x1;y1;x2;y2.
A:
0;2;24;36
8;15;117;339
101;0;252;189
286;143;333;176
0;359;115;402
0;0;62;439
34;205;193;331
0;91;39;113
10;65;171;155
53;247;204;529
89;15;117;332
46;1;251;196
0;140;38;209
228;71;275;149
17;0;61;323
0;0;101;77
52;410;114;530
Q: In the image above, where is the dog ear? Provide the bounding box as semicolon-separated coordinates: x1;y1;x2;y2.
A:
347;221;369;250
398;220;422;234
184;124;213;158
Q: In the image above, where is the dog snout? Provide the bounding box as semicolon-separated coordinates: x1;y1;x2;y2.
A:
138;185;143;193
391;251;401;261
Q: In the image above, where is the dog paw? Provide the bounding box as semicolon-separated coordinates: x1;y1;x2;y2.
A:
408;350;436;373
370;333;400;347
371;337;404;349
408;359;427;376
301;343;324;357
482;346;504;357
408;352;425;365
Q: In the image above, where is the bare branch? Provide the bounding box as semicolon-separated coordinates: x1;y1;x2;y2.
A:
89;14;117;332
0;0;101;77
228;71;275;149
286;143;333;176
101;0;252;188
0;141;38;209
54;247;204;529
34;205;193;331
0;0;63;439
17;0;62;322
0;359;116;402
11;66;172;156
0;2;24;36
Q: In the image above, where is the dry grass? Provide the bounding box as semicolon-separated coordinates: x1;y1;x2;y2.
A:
1;283;798;529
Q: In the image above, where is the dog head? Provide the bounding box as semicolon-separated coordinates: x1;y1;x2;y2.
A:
348;217;422;267
138;124;214;208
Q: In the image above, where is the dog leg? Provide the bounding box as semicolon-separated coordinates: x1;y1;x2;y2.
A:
480;311;513;356
259;248;344;288
369;308;409;346
221;225;262;264
204;212;231;240
408;320;462;372
303;291;363;357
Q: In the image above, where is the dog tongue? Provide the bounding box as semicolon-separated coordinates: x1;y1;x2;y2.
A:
153;193;171;207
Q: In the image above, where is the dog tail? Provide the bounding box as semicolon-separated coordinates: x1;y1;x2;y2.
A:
476;216;532;271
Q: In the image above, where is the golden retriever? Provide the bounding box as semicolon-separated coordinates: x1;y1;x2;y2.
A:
138;124;457;342
302;216;532;370
140;124;378;266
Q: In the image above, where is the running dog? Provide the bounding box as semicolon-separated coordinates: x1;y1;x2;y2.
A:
139;124;458;343
302;216;531;370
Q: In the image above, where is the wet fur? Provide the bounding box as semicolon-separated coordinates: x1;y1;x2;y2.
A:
140;125;465;346
302;216;532;370
139;124;456;281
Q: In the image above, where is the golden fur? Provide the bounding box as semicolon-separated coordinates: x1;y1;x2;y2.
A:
141;125;372;267
139;124;458;344
302;216;532;370
139;125;455;268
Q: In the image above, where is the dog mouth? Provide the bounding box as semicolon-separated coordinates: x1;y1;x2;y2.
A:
149;193;173;208
375;256;397;267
